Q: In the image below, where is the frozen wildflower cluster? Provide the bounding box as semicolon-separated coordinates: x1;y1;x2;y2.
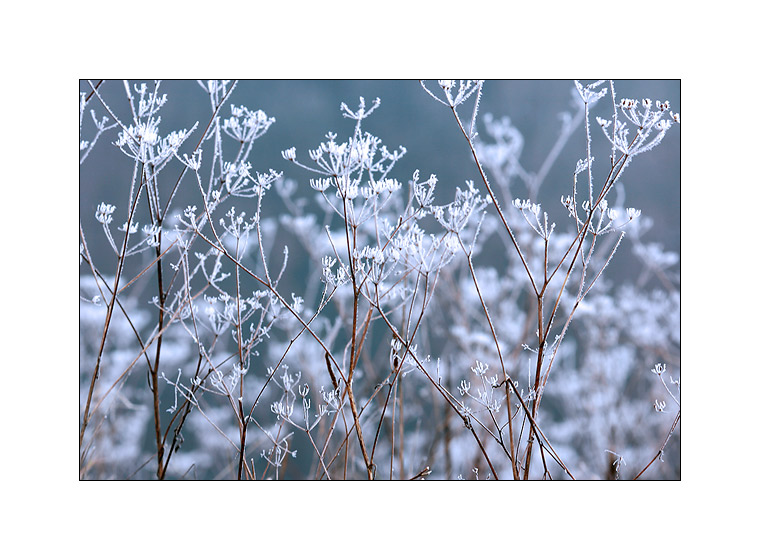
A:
80;80;679;480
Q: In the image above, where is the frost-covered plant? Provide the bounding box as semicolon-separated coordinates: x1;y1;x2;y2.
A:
80;79;679;480
417;80;680;479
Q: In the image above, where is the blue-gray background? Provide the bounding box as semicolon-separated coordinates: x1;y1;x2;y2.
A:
80;79;680;277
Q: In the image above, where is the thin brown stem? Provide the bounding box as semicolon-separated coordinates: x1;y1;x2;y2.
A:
634;410;680;480
80;171;144;450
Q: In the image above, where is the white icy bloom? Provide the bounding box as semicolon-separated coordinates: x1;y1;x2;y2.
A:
444;234;459;254
271;399;294;420
655;119;672;132
136;89;168;117
222;105;275;143
434;181;489;234
336;175;359;200
180;149;202;170
421;80;483;108
601;91;679;157
291;293;304;314
413;173;438;208
162;129;191;151
308;145;324;161
574;80;607;105
597;117;611;128
321;255;337;270
374;177;401;194
136;119;160;145
115;115;197;165
280;369;301;392
118;220;139;234
360;184;375;199
143;224;161;247
232;362;248;378
620;98;637;110
95;202;116;225
471;360;489;377
182;205;198;226
575;157;594;174
310;177;331;192
336;265;349;285
359;246;385;264
458;379;471;396
340;96;381;120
